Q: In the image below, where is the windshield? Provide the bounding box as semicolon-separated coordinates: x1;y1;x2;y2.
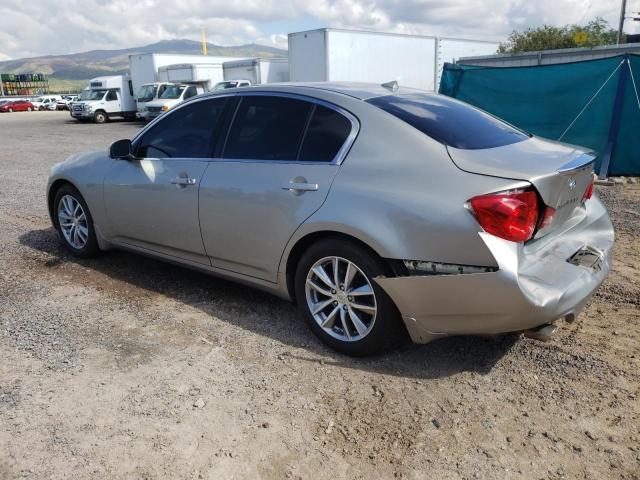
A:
33;97;44;103
160;85;185;99
213;81;238;91
86;89;107;101
79;90;90;101
137;84;157;103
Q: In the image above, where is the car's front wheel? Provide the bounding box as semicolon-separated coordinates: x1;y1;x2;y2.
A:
295;239;403;356
53;185;99;257
93;111;107;124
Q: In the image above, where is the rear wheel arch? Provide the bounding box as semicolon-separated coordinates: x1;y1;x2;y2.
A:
284;230;403;302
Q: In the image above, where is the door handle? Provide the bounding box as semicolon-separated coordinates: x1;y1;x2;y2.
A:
171;176;197;186
281;181;319;192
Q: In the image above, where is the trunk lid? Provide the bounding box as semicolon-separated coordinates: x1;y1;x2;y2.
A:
447;136;596;237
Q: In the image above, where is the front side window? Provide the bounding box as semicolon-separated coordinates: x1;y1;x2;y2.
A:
224;96;311;160
136;98;228;158
183;86;197;100
366;93;529;150
106;90;118;101
299;105;352;162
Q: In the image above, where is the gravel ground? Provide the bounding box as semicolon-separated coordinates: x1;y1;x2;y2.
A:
0;111;638;480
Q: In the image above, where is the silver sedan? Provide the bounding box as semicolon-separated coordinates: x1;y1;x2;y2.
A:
47;83;614;356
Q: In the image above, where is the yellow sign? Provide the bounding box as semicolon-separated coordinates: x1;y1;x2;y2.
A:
575;31;588;44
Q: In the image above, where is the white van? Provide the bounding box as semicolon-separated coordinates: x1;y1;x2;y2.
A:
135;82;176;120
143;84;203;120
70;75;136;123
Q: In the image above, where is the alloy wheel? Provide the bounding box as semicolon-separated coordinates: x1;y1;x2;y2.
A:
305;256;377;342
58;194;89;249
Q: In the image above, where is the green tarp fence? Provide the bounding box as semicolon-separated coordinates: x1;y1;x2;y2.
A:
439;54;640;176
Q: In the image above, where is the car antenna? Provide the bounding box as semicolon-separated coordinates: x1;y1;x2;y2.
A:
381;80;399;92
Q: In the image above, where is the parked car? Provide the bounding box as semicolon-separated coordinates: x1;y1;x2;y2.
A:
46;83;614;356
212;80;252;90
0;99;35;112
141;83;202;120
31;95;62;111
56;95;78;110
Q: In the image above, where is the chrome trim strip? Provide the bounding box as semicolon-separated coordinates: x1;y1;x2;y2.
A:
557;153;596;173
227;91;360;166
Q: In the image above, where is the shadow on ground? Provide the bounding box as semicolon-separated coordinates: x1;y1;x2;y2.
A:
19;227;520;380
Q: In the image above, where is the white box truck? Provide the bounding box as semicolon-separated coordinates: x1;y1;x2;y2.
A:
128;53;244;118
157;63;224;90
222;58;289;85
288;28;498;91
70;75;136;123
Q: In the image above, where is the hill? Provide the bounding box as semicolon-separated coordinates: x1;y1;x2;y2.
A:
0;39;286;84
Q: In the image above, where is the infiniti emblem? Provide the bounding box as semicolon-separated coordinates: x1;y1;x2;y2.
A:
568;178;577;190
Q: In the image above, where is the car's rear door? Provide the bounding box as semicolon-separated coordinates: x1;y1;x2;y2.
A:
103;97;230;265
199;93;357;282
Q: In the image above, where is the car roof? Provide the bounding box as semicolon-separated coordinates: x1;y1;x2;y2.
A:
202;81;427;101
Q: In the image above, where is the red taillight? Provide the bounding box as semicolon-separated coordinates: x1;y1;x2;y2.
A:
469;189;539;243
582;174;595;202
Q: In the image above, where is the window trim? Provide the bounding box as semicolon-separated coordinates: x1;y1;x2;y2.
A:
131;93;236;159
221;91;359;165
131;91;360;165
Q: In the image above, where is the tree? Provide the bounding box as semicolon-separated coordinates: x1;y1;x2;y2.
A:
498;17;619;54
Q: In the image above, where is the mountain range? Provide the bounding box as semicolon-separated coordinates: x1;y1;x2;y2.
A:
0;39;287;82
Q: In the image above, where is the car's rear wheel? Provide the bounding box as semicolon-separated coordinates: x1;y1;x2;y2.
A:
53;185;99;258
295;239;402;356
94;111;107;124
8;108;13;112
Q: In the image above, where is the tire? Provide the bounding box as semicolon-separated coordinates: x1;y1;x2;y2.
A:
295;239;403;356
93;111;107;124
27;107;32;111
53;184;99;258
8;108;13;112
39;106;45;111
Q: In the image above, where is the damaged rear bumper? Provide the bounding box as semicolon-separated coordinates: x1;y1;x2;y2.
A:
374;196;614;343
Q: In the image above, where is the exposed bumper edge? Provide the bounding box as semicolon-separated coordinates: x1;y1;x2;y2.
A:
375;197;614;343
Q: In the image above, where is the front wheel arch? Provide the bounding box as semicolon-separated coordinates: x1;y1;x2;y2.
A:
48;179;77;227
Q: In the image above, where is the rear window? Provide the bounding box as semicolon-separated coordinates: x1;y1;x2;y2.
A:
366;93;528;150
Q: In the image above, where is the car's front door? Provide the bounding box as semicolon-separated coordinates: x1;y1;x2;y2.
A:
199;94;356;282
105;89;121;113
103;97;230;265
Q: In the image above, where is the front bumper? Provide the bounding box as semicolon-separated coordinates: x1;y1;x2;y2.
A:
71;110;93;119
375;196;614;343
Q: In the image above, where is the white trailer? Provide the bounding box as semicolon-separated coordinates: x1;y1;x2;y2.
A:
157;63;224;90
222;58;289;85
288;28;499;91
128;53;244;98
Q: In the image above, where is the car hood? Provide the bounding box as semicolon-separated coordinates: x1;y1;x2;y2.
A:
52;150;106;175
146;99;180;108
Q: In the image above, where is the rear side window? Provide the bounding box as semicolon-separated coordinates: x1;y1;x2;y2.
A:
366;93;528;150
299;105;352;162
136;97;228;158
224;96;311;160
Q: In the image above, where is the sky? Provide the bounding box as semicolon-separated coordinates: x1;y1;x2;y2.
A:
0;0;638;61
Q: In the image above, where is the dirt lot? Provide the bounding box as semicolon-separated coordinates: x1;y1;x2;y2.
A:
0;111;638;479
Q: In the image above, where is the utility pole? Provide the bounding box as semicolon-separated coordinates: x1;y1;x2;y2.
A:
617;0;627;44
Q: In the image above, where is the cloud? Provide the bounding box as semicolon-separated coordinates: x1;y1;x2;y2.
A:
0;0;633;60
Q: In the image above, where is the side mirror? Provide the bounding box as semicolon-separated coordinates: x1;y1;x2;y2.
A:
109;139;133;160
